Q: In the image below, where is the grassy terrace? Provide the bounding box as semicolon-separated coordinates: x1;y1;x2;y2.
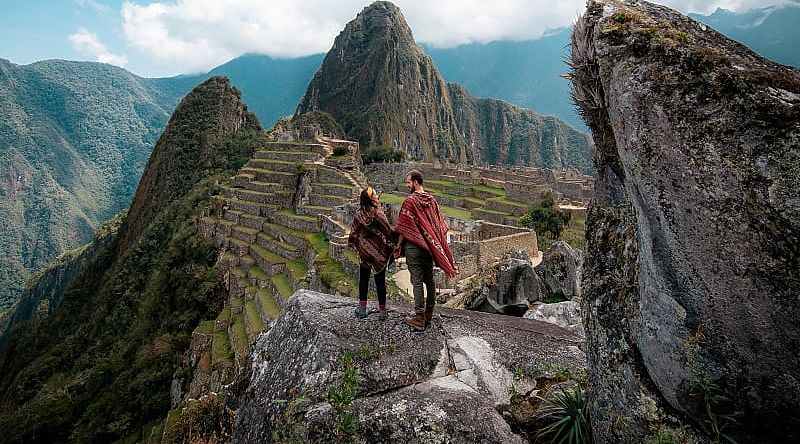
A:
212;330;233;363
245;299;264;334
490;196;532;208
278;208;316;222
307;232;358;297
271;275;294;300
380;193;474;220
256;288;280;319
194;320;215;335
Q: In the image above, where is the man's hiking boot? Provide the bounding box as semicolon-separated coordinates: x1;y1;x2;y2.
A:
378;308;388;321
354;306;367;319
405;313;426;331
424;307;434;327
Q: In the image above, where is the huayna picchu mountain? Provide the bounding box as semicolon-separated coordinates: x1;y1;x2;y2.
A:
0;76;262;443
295;1;594;173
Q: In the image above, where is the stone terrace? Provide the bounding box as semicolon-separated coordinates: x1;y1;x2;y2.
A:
183;131;569;388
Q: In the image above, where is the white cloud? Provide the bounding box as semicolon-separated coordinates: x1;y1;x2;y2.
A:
74;0;112;14
119;0;793;74
69;27;129;67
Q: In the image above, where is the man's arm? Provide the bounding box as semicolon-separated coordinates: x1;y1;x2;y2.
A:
393;233;405;258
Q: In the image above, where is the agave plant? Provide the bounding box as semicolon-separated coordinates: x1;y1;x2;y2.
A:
536;387;592;444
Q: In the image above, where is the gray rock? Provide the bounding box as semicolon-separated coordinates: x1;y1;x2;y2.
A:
235;290;585;443
524;301;585;337
463;253;544;315
571;1;800;442
534;241;583;301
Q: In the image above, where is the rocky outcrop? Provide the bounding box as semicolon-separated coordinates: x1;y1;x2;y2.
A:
236;290;585;443
534;241;583;301
118;76;261;253
524;301;584;337
571;1;800;442
461;252;544;315
295;2;594;172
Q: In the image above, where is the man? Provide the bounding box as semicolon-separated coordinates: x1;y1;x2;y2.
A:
393;170;457;330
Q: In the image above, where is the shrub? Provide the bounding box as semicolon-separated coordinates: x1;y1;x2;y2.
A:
332;145;349;157
361;146;403;165
536;387;592;444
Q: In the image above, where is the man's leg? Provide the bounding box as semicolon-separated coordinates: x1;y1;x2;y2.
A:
423;263;436;310
405;243;426;315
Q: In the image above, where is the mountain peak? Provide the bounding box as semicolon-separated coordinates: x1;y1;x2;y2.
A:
118;75;260;252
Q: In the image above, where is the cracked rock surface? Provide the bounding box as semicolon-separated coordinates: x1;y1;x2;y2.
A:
235;290;585;443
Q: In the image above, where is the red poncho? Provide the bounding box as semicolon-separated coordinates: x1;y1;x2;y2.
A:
348;207;395;272
394;191;457;278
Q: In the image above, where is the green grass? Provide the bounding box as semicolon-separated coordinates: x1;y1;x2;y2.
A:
307;232;329;254
248;266;269;281
216;306;231;323
230;314;249;356
440;205;474;220
231;296;244;310
345;249;359;265
329;154;352;161
272;275;294;300
244;299;265;335
212;330;233;363
256;288;280;320
258;149;316;155
474;207;509;216
472;183;505;196
194;320;215;335
278;208;317;222
288;259;309;280
490;196;531;208
380;193;405;205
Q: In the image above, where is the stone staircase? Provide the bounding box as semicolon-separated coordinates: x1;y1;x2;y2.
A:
191;138;362;378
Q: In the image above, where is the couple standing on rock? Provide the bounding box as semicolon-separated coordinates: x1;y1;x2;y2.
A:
347;170;457;330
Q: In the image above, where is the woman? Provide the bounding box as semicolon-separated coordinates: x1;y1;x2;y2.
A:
348;187;395;320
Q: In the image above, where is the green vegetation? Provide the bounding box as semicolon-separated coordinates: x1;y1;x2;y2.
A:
684;326;741;443
647;423;692;444
535;387;592;444
294;110;345;138
272;392;312;443
161;394;234;444
327;351;360;439
361;145;404;165
519;198;565;240
0;82;261;442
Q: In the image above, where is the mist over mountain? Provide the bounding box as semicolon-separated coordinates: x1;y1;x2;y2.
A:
690;3;800;67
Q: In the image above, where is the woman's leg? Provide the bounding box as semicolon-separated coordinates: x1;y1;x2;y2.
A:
358;265;370;305
374;268;387;308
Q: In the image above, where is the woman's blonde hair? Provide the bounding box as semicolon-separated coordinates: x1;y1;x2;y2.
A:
360;187;378;210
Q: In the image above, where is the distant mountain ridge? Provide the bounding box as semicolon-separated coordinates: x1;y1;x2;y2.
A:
0;58;185;312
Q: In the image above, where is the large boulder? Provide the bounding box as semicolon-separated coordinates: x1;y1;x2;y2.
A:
524;301;585;337
235;290;585;443
534;241;583;301
462;252;544;315
571;1;800;443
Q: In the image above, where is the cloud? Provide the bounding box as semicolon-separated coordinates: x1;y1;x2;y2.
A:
120;0;793;73
69;28;128;67
74;0;112;14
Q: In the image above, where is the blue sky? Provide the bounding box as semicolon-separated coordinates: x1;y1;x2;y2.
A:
0;0;792;78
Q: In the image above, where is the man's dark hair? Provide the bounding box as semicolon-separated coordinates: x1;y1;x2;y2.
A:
406;169;424;185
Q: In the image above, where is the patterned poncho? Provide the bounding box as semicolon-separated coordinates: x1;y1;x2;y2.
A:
348;206;395;272
393;191;457;278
